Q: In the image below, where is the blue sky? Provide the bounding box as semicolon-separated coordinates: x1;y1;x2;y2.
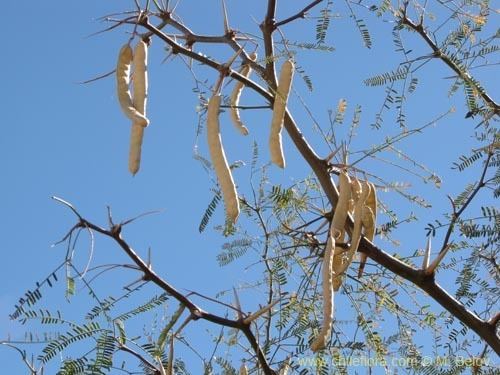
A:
1;1;498;373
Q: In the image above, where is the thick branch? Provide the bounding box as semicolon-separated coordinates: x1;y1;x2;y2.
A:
260;0;278;87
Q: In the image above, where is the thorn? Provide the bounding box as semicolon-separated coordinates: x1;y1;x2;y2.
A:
52;196;83;220
232;287;243;319
243;299;280;324
324;143;344;163
107;205;114;227
221;0;230;34
425;244;451;275
342;142;348;165
224;44;245;69
422;236;431;270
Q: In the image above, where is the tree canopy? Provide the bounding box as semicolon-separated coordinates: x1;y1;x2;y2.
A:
1;1;499;374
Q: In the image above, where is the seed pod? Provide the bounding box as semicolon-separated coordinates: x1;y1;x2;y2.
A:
116;44;149;127
331;172;352;236
207;95;240;223
333;179;369;279
365;182;377;223
331;172;351;290
278;358;291;375
357;205;374;277
128;40;149;175
358;182;377;277
269;60;294;168
128;123;144;175
310;233;335;352
230;53;257;135
239;363;248;375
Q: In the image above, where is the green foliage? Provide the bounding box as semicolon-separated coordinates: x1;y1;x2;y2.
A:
4;0;499;374
39;322;103;364
364;66;409;87
217;238;253;266
199;190;222;233
315;1;333;45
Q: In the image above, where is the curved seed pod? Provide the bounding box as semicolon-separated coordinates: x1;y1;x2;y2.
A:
278;358;291;375
357;205;375;277
116;44;149;127
207;95;240;223
269;60;294;168
239;363;248;375
365;182;377;223
310;233;335;352
332;258;343;291
333;180;369;279
358;182;377;277
348;198;355;216
128;124;144;175
133;40;148;115
230;52;257;135
128;40;149;175
331;172;351;290
331;172;352;235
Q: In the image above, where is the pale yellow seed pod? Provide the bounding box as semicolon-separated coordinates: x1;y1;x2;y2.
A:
357;205;375;277
331;172;351;290
230;52;257;135
239;363;248;375
339;181;370;275
207;95;240;223
365;182;377;224
128;40;149;175
278;358;291;375
331;172;352;235
269;60;294;168
358;182;377;277
133;40;148;115
116;44;149;127
310;233;335;352
348;198;355;216
128;123;145;175
332;259;343;291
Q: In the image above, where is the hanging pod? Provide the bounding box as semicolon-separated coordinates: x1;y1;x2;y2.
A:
269;60;294;168
230;52;257;135
207;95;240;223
128;40;149;175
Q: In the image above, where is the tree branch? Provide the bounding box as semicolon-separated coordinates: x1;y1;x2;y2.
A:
275;0;325;27
357;237;500;354
400;13;499;114
73;218;276;374
441;152;492;252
